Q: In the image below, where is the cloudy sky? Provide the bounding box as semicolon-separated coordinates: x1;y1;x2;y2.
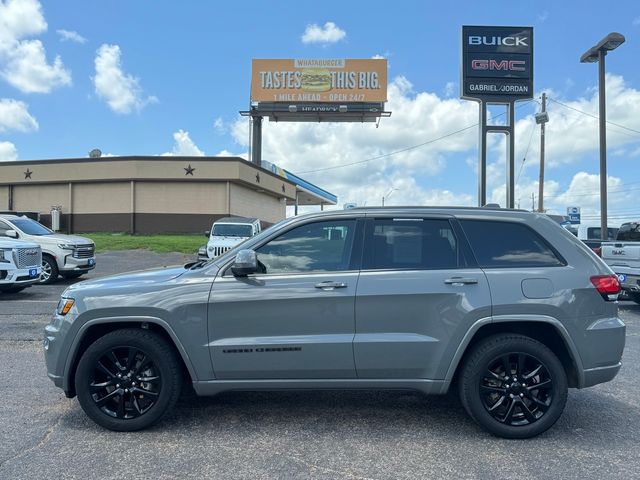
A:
1;0;640;222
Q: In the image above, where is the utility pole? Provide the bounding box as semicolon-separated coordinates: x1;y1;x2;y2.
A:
531;192;535;211
535;93;549;212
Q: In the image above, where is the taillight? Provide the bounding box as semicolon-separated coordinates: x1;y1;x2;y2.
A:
590;275;620;300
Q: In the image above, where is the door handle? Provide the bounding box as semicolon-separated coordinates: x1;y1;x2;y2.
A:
315;281;348;290
444;277;478;286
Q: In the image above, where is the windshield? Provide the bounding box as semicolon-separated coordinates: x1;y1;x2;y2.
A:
211;224;253;237
11;218;53;236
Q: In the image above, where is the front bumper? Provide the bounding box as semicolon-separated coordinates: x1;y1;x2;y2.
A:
61;255;96;273
0;266;41;290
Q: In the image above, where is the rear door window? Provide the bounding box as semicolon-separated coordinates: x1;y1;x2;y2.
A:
363;218;459;270
461;220;564;268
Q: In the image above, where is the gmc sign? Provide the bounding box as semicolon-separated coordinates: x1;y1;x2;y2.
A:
461;26;534;101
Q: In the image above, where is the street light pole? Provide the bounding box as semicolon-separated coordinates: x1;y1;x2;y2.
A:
598;49;608;240
580;32;625;240
535;93;549;212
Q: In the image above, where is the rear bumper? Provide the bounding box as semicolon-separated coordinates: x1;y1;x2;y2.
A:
582;363;622;388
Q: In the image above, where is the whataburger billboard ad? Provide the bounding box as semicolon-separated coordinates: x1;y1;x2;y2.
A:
251;59;388;103
461;25;534;101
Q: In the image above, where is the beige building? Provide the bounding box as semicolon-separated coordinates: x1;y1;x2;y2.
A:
0;156;336;234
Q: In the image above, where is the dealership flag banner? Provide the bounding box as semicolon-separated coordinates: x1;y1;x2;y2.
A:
251;59;388;103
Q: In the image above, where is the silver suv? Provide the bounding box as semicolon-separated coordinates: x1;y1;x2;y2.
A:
44;207;625;438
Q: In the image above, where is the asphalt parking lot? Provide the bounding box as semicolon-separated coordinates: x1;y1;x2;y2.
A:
1;251;639;479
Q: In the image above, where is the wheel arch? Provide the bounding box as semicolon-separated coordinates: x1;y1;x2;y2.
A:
63;316;197;397
444;315;584;391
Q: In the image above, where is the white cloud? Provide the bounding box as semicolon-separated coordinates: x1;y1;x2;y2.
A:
213;116;225;134
56;29;86;44
444;81;456;97
537;11;549;23
0;0;71;93
162;129;204;156
93;44;157;114
0;98;38;132
301;22;346;44
0;140;18;160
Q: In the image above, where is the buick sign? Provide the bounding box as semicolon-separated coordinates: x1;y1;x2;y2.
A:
461;26;534;101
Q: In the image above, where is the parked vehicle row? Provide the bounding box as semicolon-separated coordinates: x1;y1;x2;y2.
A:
0;214;96;290
45;207;625;439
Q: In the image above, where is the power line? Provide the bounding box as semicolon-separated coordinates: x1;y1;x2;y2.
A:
296;99;537;175
548;98;640;137
516;120;538;187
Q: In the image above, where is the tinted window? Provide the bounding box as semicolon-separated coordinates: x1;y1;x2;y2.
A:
461;220;563;268
363;218;459;270
256;220;356;274
10;218;52;236
212;224;253;237
616;223;640;242
586;227;617;240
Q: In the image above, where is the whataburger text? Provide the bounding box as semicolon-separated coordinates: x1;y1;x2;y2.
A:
251;59;388;103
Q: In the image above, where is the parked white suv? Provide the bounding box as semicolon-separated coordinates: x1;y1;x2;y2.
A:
200;217;261;260
0;215;96;284
0;238;42;293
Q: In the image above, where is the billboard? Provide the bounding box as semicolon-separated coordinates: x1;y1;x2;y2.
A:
251;59;388;103
461;26;534;101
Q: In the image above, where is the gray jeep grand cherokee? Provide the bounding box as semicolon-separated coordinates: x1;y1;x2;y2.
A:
44;207;625;438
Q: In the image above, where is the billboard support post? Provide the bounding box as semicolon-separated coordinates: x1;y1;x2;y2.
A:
478;101;516;208
250;115;263;166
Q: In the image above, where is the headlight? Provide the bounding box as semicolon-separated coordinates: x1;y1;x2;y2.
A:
58;243;75;250
207;246;214;252
57;298;75;315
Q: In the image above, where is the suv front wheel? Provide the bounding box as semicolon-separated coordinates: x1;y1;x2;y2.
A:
459;334;568;439
75;328;182;431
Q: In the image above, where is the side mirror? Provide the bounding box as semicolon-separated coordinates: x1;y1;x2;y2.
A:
231;249;259;277
5;230;18;239
204;230;210;237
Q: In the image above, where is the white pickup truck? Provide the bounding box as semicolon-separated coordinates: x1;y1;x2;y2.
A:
0;238;42;293
601;221;640;304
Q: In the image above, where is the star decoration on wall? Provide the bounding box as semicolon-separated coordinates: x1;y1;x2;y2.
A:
184;164;195;176
24;169;33;179
255;173;260;183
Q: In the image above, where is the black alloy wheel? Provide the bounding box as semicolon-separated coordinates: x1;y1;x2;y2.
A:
89;346;161;419
75;328;182;431
480;352;552;426
459;334;567;439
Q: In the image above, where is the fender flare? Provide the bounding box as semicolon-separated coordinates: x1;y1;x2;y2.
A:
442;314;585;392
63;315;198;392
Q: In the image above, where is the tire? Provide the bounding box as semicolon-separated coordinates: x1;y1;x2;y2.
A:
39;255;59;284
75;328;182;431
459;334;568;439
629;292;640;305
61;272;84;279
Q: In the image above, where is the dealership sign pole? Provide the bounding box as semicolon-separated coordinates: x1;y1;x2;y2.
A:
461;26;534;208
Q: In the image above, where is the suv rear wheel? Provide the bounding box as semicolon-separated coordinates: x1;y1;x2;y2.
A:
459;334;568;439
75;328;182;431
